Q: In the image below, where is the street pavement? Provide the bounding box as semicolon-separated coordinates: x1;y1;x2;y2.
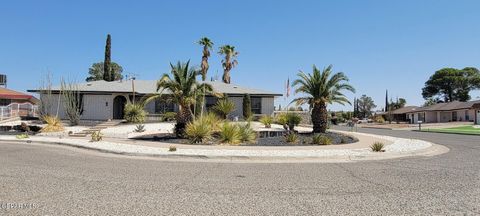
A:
0;126;479;215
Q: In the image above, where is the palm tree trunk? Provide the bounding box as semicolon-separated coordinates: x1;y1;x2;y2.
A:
175;104;193;138
311;102;328;133
311;103;321;133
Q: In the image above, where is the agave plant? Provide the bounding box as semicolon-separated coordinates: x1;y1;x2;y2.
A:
292;65;355;133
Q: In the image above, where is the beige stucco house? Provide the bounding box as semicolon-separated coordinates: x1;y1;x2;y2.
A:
28;80;282;121
405;100;480;124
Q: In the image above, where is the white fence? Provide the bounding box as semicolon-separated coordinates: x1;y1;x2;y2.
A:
0;103;38;120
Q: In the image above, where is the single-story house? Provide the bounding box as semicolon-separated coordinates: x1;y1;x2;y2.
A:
0;87;39;119
378;106;419;123
405;100;480;124
28;80;282;121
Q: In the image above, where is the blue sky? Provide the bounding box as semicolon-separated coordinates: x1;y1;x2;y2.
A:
1;0;479;111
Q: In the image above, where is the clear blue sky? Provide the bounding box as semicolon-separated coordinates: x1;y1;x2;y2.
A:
1;0;479;111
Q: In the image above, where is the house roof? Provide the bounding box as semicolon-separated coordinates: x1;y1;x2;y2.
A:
28;80;283;96
391;106;420;114
0;87;39;104
406;100;480;113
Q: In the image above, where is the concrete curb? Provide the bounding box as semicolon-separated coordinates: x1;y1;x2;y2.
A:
0;133;449;163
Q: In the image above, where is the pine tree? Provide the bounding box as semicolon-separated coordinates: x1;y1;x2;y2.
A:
103;34;112;81
243;94;252;119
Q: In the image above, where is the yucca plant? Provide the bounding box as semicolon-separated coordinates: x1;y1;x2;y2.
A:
213;98;235;119
275;113;288;125
134;124;146;132
238;123;257;143
40;115;64;132
312;134;332;145
124;102;147;123
219;122;241;144
185;116;214;144
286;112;302;131
284;132;299;143
91;131;103;142
259;115;273;128
371;142;385;152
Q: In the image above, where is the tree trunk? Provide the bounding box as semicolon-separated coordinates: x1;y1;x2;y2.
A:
311;103;322;133
319;102;328;133
175;104;193;138
223;70;230;84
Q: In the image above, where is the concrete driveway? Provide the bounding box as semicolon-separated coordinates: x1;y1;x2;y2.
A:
0;126;479;215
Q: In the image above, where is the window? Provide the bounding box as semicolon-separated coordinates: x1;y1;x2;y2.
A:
155;100;174;113
205;97;218;111
251;97;262;114
465;110;470;121
452;111;457;121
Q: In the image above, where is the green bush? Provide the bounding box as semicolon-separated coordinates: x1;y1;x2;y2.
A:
238;123;257;143
16;133;29;139
284;132;299;143
374;115;385;124
259;115;273;128
312;134;332;145
162;112;176;122
370;142;385;152
124;103;147;123
169;145;177;152
275;113;288;125
219;123;241;144
286;113;302;130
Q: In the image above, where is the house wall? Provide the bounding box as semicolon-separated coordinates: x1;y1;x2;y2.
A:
261;97;275;115
425;111;438;123
440;112;452;122
82;94;114;120
229;96;244;118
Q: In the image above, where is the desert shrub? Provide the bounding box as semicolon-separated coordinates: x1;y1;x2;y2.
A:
370;142;385;152
16;133;29;139
185;116;214;144
259;115;273;128
124;103;147;123
91;131;103;142
374;115;385;124
134;124;146;132
275;113;288;125
162;112;176;122
286;113;302;130
284;132;299;143
40;115;64;132
238;123;257;143
169;145;177;152
219;122;241;144
312;134;332;145
213;98;235;119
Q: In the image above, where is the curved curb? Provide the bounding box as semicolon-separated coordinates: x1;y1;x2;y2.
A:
0;133;449;163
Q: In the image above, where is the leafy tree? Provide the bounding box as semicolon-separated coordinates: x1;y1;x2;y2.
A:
103;34;114;81
156;61;214;137
422;98;440;107
357;95;376;118
218;45;238;84
242;94;252;119
422;67;480;102
291;65;355;133
86;62;123;82
388;98;406;110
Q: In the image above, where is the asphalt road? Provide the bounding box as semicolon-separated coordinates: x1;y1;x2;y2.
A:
0;127;479;215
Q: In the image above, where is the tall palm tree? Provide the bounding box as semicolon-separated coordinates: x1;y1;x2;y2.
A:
197;37;214;116
218;45;238;84
291;65;355;133
156;61;214;137
198;37;214;81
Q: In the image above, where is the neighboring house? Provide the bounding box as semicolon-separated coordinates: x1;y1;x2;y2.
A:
28;80;282;121
405;100;480;124
0;87;39;119
379;106;419;123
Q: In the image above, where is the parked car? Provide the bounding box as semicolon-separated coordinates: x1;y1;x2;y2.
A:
357;118;373;124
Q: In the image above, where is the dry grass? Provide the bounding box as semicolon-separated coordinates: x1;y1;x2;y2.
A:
40;115;64;132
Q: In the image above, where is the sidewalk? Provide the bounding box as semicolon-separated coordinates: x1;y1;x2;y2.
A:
0;130;448;163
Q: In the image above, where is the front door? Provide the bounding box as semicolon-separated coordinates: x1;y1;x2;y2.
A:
113;96;126;119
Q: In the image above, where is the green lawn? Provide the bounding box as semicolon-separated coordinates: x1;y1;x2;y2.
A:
425;125;480;135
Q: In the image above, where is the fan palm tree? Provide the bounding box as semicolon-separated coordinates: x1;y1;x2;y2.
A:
291;65;355;133
156;61;214;137
218;45;238;84
198;37;214;81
